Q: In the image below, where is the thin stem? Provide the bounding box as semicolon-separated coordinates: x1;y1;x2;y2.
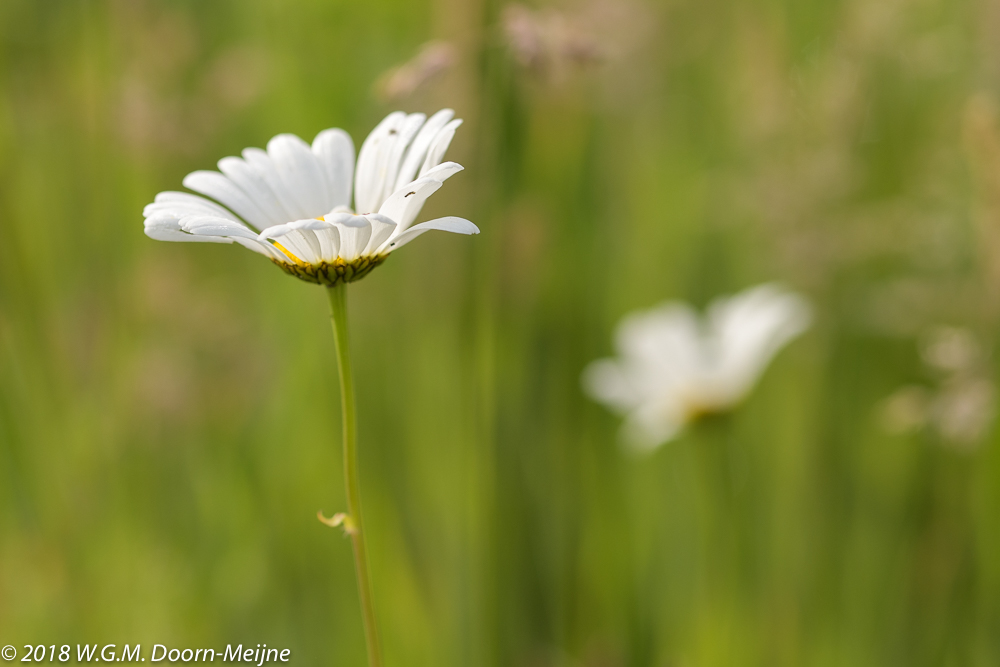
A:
327;283;382;667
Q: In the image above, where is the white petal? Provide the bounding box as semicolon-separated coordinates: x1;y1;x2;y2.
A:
312;128;355;211
169;215;291;261
419;161;465;183
242;147;311;220
264;217;345;262
313;226;341;262
354;111;406;214
395;109;455;189
297;229;324;263
230;236;291;260
708;284;812;402
379;162;463;234
327;213;372;262
146;228;231;243
182;170;272;230
362;214;397;255
378;179;441;230
179;216;259;240
145;217;234;244
621;399;685;453
146;216;287;261
615;304;704;379
418;118;462;178
258;218;330;238
275;231;318;263
380;113;426;205
145;191;240;221
218;156;294;227
581;359;639;413
267;133;329;218
381;216;479;253
258;219;332;264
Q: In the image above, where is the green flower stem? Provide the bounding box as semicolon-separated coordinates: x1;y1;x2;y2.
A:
327;283;382;667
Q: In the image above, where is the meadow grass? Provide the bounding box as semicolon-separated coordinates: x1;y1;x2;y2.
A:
1;0;998;665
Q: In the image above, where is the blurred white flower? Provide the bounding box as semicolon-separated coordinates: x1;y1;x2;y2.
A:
583;284;812;451
880;385;932;434
921;326;984;375
143;109;479;286
880;326;996;450
934;378;996;445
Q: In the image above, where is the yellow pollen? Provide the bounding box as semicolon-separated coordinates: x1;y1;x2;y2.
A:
273;241;308;266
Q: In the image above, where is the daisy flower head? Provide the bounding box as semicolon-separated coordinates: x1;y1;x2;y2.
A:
583;283;812;451
143;109;478;286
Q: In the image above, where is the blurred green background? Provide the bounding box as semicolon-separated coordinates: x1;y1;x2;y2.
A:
2;0;1000;664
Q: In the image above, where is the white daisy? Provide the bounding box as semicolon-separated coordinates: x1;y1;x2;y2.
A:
583;283;812;451
142;109;479;285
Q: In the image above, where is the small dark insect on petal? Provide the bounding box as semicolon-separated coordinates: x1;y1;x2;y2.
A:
389;129;398;135
404;191;416;197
